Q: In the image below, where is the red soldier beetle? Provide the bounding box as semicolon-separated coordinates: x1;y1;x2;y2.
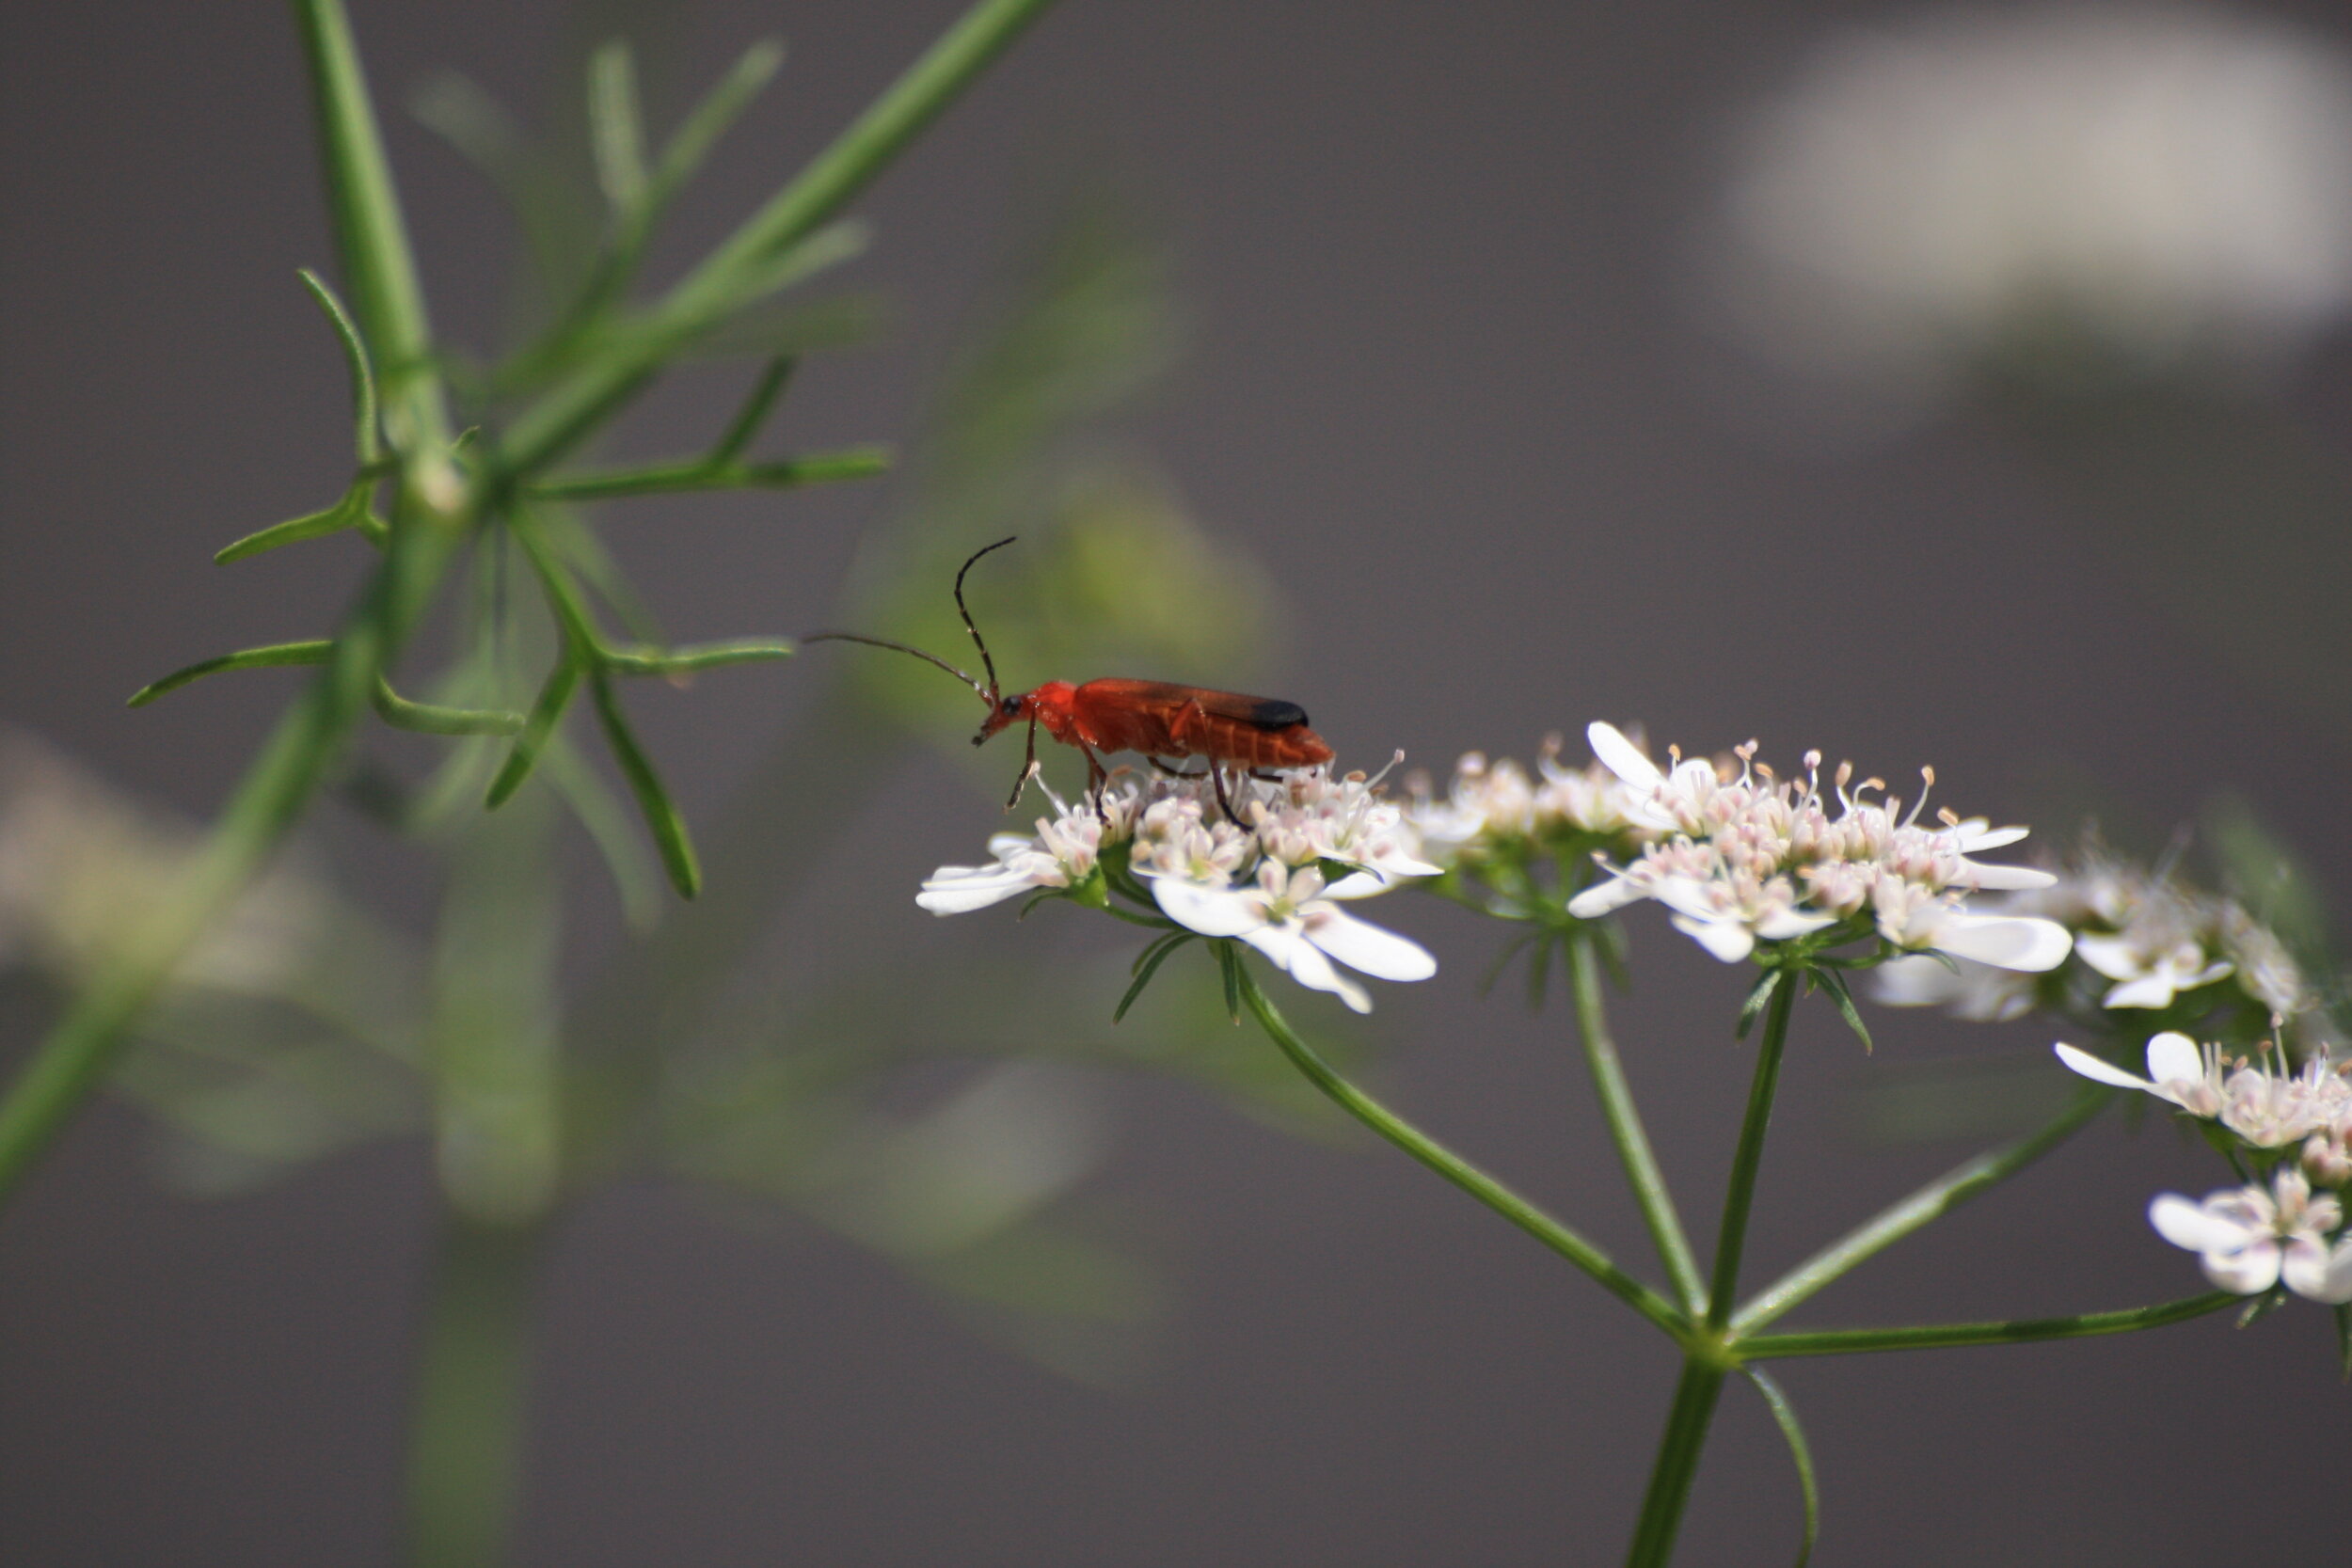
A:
804;537;1333;824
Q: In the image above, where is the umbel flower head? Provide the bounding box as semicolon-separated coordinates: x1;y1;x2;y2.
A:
1874;842;2319;1033
918;762;1438;1014
1561;722;2072;972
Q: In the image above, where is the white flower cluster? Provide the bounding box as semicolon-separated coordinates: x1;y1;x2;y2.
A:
1875;847;2314;1025
1404;735;1645;862
1558;723;2072;971
918;764;1439;1014
1720;7;2352;407
2057;1032;2352;1304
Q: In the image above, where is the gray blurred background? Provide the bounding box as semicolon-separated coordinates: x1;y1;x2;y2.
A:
4;1;2349;1563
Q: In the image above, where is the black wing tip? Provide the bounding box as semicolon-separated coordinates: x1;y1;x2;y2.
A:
1247;698;1309;729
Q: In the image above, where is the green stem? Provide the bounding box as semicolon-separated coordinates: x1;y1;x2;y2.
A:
405;1210;552;1568
0;0;453;1209
1568;931;1705;1312
1739;1292;2236;1359
1623;1360;1727;1568
1707;970;1796;1328
1234;961;1688;1342
1731;1087;2110;1335
499;0;1062;473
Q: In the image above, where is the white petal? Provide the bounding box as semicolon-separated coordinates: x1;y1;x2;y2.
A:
1248;924;1372;1013
2279;1235;2349;1302
1302;904;1438;982
1930;914;2072;972
1150;878;1263;939
2055;1042;2156;1092
2297;1237;2352;1305
1671;913;1756;963
2142;1032;2204;1085
1875;954;1965;1006
1754;908;1836;941
2074;934;2141;982
2101;973;2178;1009
1964;864;2058;891
916;863;1037;915
2200;1236;2283;1296
1567;876;1647;919
1956;824;2030;851
2149;1193;2251;1254
1586;721;1662;790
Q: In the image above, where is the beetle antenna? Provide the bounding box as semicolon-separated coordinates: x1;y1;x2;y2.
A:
799;632;991;705
953;536;1018;699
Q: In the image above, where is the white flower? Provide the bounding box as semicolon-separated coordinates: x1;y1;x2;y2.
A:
2304;1104;2352;1187
1129;795;1252;887
1249;755;1441;886
2056;1032;2352;1150
917;834;1082;915
1718;7;2352;411
1567;722;2071;973
1871;952;2037;1022
2074;932;2234;1010
2149;1167;2352;1302
917;783;1133;916
1151;861;1435;1014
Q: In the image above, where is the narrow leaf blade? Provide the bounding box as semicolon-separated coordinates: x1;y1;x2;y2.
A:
128;640;336;706
1742;1368;1820;1568
652;38;785;202
296;268;379;463
215;485;371;565
1818;967;1874;1053
589;672;700;898
586;40;648;218
370;674;524;736
1736;968;1784;1041
1114;934;1197;1023
486;657;583;806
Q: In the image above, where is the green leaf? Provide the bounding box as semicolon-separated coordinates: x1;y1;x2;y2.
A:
1736;968;1784;1041
1815;967;1874;1053
533;506;661;643
588;671;700;898
1216;941;1242;1025
668;217;872;340
1742;1368;1820;1568
370;674;524;736
586;40;648;219
537;734;662;930
652;38;785;204
1476;932;1538;998
1114;933;1197;1023
215;480;381;564
485;657;582;807
2235;1288;2291;1329
296;268;379;464
600;639;796;677
522;446;891;502
128;640;336;706
708;356;795;464
1525;928;1554;1012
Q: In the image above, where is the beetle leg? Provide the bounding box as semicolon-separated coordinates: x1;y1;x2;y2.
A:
1209;763;1245;828
1149;756;1208;779
1084;748;1110;819
1004;714;1041;811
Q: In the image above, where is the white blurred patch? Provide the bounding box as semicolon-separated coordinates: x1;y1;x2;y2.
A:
1710;5;2352;422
